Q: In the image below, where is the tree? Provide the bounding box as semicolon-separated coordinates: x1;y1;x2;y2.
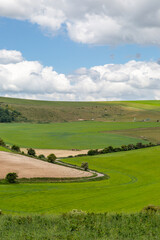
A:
27;148;36;156
5;172;18;183
81;162;88;171
47;153;56;163
11;145;20;152
88;149;99;156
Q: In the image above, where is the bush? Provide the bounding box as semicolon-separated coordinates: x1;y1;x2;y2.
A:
5;172;18;183
27;148;36;156
88;149;99;156
127;144;135;150
47;153;56;163
121;145;128;151
11;145;20;152
81;162;88;171
136;142;144;149
142;205;160;213
38;154;46;160
0;138;5;147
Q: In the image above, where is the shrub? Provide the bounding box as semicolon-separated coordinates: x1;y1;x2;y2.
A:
127;144;135;150
5;172;18;183
136;142;144;149
114;147;121;152
121;145;128;151
107;146;114;152
88;149;99;156
11;145;20;152
27;148;36;156
81;162;88;171
38;154;46;160
47;153;56;163
0;138;5;147
142;205;160;213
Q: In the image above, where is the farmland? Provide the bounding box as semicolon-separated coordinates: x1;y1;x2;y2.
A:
0;98;159;239
0;121;159;149
0;146;160;214
0;213;160;240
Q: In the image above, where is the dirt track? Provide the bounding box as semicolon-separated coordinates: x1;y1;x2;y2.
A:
0;151;92;179
21;148;88;158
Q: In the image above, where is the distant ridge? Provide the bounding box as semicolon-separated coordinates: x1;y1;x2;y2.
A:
0;97;159;123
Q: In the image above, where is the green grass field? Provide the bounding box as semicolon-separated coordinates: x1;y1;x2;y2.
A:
108;127;160;144
0;122;159;149
0;146;160;214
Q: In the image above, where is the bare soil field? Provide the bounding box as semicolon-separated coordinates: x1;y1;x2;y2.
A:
0;151;92;179
21;148;89;158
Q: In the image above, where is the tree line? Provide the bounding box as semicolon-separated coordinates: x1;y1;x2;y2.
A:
0;106;27;122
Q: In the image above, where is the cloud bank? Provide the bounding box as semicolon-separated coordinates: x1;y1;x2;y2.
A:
0;50;160;101
1;0;160;45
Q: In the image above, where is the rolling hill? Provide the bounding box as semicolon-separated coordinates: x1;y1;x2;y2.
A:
0;97;159;123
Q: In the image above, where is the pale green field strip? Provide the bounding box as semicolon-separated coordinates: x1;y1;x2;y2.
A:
0;146;159;214
0;122;159;149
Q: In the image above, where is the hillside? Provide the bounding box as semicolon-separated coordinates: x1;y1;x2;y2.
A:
0;146;160;214
0;97;159;122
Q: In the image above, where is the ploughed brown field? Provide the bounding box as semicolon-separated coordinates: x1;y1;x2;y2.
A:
21;148;88;158
0;151;92;179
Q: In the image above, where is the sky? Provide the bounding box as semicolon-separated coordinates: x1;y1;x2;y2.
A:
0;0;160;101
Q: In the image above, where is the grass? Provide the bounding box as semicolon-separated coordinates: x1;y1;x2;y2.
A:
107;127;160;144
0;122;159;149
0;213;160;240
0;97;159;122
0;146;11;152
0;146;160;214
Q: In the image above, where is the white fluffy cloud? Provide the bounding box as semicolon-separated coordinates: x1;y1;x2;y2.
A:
0;49;23;64
1;0;160;44
0;50;160;101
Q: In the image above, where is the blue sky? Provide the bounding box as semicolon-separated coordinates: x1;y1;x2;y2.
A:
0;1;160;101
1;17;160;74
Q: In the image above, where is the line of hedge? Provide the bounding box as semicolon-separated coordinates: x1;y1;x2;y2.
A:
87;142;158;156
68;142;159;158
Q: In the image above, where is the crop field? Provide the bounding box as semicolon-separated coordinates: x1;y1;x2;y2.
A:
0;121;159;149
107;127;160;144
0;213;160;240
0;146;160;214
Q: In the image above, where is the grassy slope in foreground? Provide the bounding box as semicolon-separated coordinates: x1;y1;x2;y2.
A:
0;97;159;122
0;146;11;152
0;213;160;240
0;146;160;214
0;122;159;149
